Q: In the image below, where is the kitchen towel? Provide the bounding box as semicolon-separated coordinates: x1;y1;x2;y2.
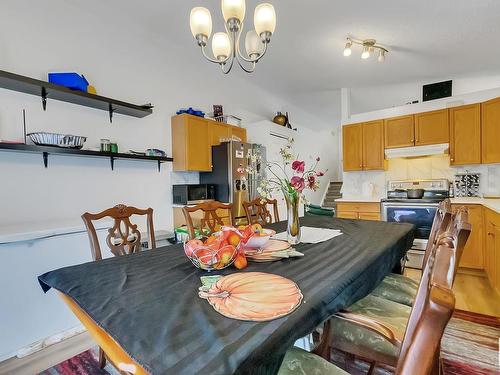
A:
272;226;343;243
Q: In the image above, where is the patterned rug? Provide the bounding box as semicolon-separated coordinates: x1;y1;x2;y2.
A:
39;310;499;375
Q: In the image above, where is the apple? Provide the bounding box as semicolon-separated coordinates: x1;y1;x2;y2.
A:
234;253;248;270
251;223;263;233
219;245;236;265
184;239;203;257
228;232;241;247
195;248;219;266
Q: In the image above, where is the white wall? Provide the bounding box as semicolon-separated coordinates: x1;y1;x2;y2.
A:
0;0;341;359
349;74;500;114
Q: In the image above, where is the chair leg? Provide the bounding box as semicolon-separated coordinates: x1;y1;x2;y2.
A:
98;347;107;369
311;320;332;361
368;361;377;375
345;352;355;372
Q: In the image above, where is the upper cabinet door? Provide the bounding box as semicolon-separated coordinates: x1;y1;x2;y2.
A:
231;127;247;143
414;109;449;146
384;115;415;149
342;123;363;171
362;120;385;170
481;97;500;164
210;122;230;146
186;116;212;171
449;104;481;165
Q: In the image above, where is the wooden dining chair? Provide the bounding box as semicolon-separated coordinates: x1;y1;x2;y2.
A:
315;209;470;374
81;204;155;369
370;198;454;307
242;197;279;226
182;201;233;240
314;242;456;375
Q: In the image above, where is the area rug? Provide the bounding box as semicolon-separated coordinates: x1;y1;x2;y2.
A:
39;310;499;375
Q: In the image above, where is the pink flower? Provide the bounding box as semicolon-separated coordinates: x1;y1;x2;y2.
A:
307;174;316;189
316;171;324;177
290;176;305;192
316;157;320;162
291;160;305;173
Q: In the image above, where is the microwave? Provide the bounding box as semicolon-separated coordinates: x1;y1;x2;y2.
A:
173;184;216;205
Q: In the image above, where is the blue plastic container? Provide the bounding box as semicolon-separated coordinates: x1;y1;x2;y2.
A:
48;72;89;92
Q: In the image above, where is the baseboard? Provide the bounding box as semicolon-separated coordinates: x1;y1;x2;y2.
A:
457;267;487;277
0;331;93;375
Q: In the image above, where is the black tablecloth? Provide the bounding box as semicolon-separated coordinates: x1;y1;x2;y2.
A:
38;216;414;375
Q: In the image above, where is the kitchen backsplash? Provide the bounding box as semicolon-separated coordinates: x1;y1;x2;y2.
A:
341;155;500;198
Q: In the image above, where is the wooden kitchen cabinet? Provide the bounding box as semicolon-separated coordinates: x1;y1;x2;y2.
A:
481;97;500;164
336;202;381;221
453;204;484;269
449;104;481;165
172;114;212;171
343;121;385;172
362;120;385;170
210;122;230;146
384;115;415;149
342;123;363;171
484;208;500;296
414;109;449;146
172;114;247;171
231;127;247;143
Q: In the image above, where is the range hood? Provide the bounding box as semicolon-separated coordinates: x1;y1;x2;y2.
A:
385;143;449;159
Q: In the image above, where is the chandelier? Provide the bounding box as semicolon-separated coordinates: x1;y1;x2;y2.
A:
189;0;276;74
343;37;388;62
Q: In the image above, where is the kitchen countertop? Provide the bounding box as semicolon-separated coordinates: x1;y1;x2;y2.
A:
451;197;500;214
335;197;382;203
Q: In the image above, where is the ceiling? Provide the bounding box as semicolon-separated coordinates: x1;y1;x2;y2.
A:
73;0;500;96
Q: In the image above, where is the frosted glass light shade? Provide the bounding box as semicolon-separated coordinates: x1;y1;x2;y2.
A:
245;30;263;56
254;3;276;35
212;32;231;59
343;41;352;57
222;0;246;22
361;46;370;59
190;7;212;38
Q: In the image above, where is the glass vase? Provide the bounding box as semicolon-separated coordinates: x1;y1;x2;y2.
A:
283;189;301;245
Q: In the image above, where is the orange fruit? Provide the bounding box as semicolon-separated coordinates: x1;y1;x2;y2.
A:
234;254;248;270
228;233;241;247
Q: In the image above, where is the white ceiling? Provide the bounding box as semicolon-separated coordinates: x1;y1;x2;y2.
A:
74;0;500;96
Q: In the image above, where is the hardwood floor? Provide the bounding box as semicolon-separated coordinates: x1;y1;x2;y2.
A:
405;268;500;317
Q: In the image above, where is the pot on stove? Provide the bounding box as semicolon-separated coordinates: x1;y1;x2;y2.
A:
396;188;425;199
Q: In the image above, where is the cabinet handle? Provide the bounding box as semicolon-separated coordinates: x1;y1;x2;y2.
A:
487;232;494;236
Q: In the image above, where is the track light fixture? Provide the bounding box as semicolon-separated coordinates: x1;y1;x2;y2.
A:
343;37;388;62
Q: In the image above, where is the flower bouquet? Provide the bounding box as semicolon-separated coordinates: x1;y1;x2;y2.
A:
257;138;325;244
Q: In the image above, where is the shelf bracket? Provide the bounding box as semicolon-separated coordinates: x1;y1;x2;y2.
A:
42;152;48;168
158;160;161;172
41;87;48;111
110;156;115;170
108;103;116;123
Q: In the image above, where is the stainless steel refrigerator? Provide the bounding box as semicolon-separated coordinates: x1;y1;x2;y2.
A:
200;141;266;224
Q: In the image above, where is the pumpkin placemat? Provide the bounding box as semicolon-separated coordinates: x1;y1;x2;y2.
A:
198;272;303;321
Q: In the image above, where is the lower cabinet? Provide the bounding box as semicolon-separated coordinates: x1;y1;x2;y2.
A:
336;202;381;221
452;204;484;269
484;208;500;296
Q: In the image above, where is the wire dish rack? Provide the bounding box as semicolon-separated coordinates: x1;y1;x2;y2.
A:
27;132;87;149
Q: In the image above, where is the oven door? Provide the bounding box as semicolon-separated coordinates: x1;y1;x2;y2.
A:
381;202;438;240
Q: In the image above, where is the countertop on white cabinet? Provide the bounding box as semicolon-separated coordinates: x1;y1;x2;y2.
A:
451;197;500;214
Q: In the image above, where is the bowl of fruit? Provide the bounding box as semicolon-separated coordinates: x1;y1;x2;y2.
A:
184;228;247;271
238;223;276;250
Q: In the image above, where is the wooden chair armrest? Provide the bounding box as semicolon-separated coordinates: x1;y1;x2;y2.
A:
335;310;402;346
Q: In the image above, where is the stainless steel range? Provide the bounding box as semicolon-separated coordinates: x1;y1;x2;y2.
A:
381;179;450;269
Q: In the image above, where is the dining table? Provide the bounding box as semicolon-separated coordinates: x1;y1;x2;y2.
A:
38;215;415;375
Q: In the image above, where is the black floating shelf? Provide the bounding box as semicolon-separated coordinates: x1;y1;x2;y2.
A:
0;143;173;172
0;70;153;122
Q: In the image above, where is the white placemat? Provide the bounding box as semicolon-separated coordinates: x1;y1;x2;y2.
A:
272;226;343;244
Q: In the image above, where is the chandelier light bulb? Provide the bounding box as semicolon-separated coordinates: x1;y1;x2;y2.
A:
190;7;212;39
245;30;263;57
378;49;386;62
254;3;276;36
343;41;352;57
361;45;370;59
221;0;246;22
212;32;232;60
